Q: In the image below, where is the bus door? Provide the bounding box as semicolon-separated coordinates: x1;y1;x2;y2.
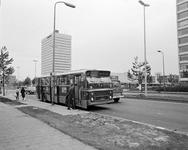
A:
54;86;58;103
74;75;82;106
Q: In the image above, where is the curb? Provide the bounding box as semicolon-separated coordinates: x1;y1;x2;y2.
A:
92;111;188;136
123;95;188;103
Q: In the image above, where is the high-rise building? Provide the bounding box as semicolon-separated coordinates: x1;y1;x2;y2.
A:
176;0;188;83
41;31;72;76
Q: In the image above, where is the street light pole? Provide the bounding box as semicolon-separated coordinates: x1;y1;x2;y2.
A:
17;67;20;81
17;67;20;87
138;0;149;96
33;60;38;85
158;50;165;93
52;1;75;105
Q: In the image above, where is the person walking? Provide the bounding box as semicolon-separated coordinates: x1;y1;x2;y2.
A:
16;87;19;100
20;87;26;100
67;84;75;110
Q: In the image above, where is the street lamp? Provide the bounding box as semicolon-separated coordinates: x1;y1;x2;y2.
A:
52;1;75;105
17;67;20;81
17;67;20;87
33;60;38;85
158;50;165;93
138;0;150;96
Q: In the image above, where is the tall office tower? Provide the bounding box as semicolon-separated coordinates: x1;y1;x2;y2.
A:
177;0;188;83
41;31;72;76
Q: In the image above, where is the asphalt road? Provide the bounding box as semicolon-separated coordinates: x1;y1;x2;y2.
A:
89;98;188;135
6;90;188;135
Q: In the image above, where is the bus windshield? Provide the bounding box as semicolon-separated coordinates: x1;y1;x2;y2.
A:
86;77;111;89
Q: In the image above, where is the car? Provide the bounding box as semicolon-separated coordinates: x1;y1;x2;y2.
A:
25;87;36;94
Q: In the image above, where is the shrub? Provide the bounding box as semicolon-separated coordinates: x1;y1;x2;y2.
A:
156;85;188;92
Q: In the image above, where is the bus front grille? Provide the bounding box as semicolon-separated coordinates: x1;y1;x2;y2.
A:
95;91;109;96
95;95;109;101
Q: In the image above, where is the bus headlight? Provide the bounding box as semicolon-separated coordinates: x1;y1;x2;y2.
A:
110;83;112;88
90;86;93;89
91;97;94;101
109;96;112;99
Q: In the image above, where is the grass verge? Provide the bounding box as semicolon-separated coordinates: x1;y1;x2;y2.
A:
17;106;188;150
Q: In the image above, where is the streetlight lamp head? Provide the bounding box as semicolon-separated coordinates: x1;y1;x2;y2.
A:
64;2;76;8
138;0;150;7
158;50;161;52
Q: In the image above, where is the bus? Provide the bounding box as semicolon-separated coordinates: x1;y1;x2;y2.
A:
35;69;114;109
110;76;124;102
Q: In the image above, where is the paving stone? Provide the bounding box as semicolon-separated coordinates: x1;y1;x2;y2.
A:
0;101;97;150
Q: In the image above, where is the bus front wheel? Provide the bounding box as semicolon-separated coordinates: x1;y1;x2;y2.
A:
114;98;120;103
42;94;47;102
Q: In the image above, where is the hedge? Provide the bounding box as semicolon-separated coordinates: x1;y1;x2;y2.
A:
156;85;188;92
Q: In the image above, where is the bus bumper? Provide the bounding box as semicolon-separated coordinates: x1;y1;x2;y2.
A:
89;100;114;106
113;95;124;99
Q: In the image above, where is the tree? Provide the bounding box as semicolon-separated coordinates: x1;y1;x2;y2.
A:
127;56;151;92
0;46;14;95
183;70;188;78
168;74;179;86
24;77;31;86
32;78;35;85
147;75;152;86
157;75;163;85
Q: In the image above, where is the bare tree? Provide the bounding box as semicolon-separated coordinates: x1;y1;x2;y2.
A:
127;57;151;92
0;46;14;95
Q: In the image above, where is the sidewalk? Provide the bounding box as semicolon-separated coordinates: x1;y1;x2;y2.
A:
0;96;97;150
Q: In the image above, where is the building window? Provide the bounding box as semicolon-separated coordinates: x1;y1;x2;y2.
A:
179;28;188;36
178;11;188;20
179;36;188;44
178;2;188;11
178;19;188;27
180;54;188;61
177;0;186;3
179;45;188;53
180;63;188;70
180;70;188;78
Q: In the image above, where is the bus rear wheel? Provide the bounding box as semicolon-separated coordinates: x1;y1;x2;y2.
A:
114;98;120;103
42;94;47;102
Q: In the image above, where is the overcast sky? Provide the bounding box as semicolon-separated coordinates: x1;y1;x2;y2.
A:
0;0;178;80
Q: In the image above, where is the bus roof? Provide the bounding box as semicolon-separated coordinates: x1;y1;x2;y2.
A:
38;69;111;78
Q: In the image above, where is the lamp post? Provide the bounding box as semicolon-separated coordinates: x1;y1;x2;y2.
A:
33;60;38;85
17;67;20;81
138;0;149;96
52;1;75;105
17;67;20;87
158;50;165;93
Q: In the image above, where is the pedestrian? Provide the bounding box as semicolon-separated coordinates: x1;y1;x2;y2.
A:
16;87;19;100
67;83;75;110
20;87;26;100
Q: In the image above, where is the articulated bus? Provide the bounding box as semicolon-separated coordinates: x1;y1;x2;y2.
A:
35;69;114;109
110;76;124;102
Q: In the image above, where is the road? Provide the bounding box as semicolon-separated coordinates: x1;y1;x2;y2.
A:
5;90;188;135
89;98;188;134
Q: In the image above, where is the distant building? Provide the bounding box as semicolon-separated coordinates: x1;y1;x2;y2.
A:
41;31;72;76
176;0;188;83
111;72;179;88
